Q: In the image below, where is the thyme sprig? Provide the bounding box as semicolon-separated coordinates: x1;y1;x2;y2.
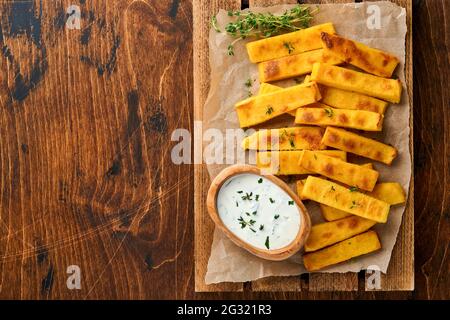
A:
212;5;317;55
238;216;256;230
241;192;253;200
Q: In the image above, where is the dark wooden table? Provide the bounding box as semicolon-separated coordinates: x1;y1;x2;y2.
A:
0;0;447;300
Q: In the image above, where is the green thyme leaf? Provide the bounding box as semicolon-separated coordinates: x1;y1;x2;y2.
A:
350;200;359;209
242;192;253;200
283;41;295;54
265;236;270;249
238;217;246;228
211;15;221;33
324;108;334;118
238;217;256;229
289;137;295;148
227;44;235;56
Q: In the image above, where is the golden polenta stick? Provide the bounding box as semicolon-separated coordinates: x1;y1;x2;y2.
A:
303;75;312;84
321;181;406;221
241;127;326;151
288;102;329;117
295;107;384;131
296;178;309;200
318;163;373;220
322;127;397;165
299;151;379;191
246;23;336;63
256;150;346;175
301;176;390;223
305;216;377;252
320;205;351;221
320;86;388;114
310;63;402;103
299;163;373;204
236;83;321;127
320;32;400;78
258;83;297;118
303;231;381;271
369;182;406;205
360;163;374;170
258;83;299;116
259;81;313;94
257;83;325;117
258;83;282;95
258;49;342;82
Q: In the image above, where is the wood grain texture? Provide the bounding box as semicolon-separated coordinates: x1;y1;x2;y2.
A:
309;272;359;291
410;0;449;300
0;0;447;299
251;276;304;292
193;0;243;292
0;0;194;299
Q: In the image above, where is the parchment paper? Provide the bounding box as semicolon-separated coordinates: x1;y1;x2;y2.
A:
203;1;410;284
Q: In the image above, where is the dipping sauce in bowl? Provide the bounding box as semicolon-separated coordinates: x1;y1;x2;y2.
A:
207;165;311;261
217;173;300;250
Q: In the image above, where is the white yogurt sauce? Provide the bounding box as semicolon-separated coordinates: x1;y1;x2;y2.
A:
216;173;301;250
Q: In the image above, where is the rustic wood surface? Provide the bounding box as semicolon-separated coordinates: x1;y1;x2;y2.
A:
0;0;448;299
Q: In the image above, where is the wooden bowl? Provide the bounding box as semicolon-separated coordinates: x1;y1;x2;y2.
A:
206;164;311;261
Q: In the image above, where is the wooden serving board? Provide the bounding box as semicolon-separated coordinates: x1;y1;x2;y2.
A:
193;0;413;292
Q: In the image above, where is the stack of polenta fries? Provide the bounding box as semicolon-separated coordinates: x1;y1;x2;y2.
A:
236;23;406;271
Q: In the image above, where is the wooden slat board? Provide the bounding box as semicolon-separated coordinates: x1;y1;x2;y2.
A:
193;0;413;292
193;0;243;293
